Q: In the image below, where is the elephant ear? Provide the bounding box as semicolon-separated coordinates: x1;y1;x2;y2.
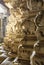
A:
22;19;36;35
